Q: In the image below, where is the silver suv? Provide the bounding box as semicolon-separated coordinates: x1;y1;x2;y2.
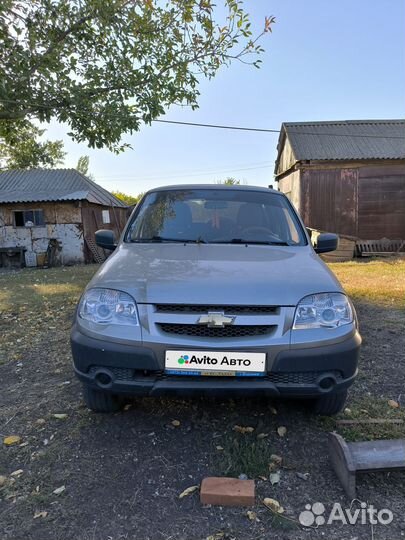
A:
71;185;361;415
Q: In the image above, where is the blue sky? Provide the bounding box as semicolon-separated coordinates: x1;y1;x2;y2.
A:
46;0;405;196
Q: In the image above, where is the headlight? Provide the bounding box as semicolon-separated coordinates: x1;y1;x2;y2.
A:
293;293;353;329
79;288;139;326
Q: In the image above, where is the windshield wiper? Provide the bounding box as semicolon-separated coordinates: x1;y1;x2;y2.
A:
132;236;207;244
211;238;292;246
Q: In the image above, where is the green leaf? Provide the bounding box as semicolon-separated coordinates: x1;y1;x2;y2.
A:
0;0;269;151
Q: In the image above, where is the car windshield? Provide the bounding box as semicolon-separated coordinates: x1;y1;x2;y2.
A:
126;189;307;245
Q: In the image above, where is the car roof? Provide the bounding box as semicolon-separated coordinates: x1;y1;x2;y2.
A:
145;184;282;195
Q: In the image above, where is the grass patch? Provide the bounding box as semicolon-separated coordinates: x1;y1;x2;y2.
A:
319;397;405;441
0;264;99;365
328;259;405;310
264;511;300;531
0;264;98;312
215;433;273;478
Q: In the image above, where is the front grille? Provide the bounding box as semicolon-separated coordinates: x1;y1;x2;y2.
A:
157;323;274;338
154;304;278;315
88;366;343;386
267;370;342;385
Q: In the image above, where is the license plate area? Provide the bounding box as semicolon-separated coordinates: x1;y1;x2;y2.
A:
165;350;266;377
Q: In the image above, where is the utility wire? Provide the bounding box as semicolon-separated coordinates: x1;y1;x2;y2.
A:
153;119;279;133
1;98;404;139
97;160;273;179
98;163;273;181
154;119;405;138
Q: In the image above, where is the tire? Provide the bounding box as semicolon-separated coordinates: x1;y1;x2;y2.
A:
312;390;348;416
82;385;123;413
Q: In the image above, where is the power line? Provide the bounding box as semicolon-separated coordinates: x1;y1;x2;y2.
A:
1;98;404;139
98;163;273;181
153;119;279;133
97;160;273;179
154;119;405;138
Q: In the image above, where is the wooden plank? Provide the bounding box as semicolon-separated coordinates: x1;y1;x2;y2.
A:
358;164;405;178
328;433;357;499
324;251;355;257
325;251;356;257
328;433;405;499
360;252;399;258
337;168;358;237
350;439;405;472
111;205;120;229
299;160;404;172
337;419;404;425
356;239;405;256
92;209;99;229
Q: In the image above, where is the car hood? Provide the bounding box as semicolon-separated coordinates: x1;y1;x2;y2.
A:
88;243;342;306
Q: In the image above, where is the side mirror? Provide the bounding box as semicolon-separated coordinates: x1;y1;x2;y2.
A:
95;229;116;251
314;233;338;254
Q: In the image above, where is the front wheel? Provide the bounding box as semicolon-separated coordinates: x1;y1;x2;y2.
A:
312;390;348;416
82;385;124;413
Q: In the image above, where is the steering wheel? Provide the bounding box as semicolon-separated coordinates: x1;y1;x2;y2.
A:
241;226;282;240
242;226;272;235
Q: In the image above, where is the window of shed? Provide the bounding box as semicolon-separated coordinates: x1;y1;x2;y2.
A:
13;210;45;227
102;210;111;224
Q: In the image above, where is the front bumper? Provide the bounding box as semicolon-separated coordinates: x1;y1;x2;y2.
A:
71;325;361;398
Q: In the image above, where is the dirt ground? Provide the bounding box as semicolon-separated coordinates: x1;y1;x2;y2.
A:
0;261;404;540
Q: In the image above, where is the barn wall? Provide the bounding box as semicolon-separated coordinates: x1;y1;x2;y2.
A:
300;168;358;236
81;202;127;237
0;201;84;265
276;137;296;176
81;202;128;263
278;170;301;211
295;162;405;240
0;201;82;225
357;165;405;239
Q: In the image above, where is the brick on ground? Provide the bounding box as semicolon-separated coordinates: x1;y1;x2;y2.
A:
200;477;255;507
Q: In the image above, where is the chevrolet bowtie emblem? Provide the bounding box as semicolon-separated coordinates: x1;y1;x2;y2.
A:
197;312;235;327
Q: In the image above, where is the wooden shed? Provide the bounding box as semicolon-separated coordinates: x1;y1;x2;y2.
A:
0;168;128;267
275;120;405;257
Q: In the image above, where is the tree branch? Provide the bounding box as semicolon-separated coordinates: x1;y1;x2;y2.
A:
28;12;96;76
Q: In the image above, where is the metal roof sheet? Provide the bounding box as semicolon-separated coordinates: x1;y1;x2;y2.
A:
0;169;127;207
276;120;405;173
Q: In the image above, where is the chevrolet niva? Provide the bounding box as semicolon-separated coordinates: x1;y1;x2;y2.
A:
71;185;361;415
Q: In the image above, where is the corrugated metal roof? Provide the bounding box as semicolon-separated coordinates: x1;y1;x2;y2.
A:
0;169;127;207
276;120;405;174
